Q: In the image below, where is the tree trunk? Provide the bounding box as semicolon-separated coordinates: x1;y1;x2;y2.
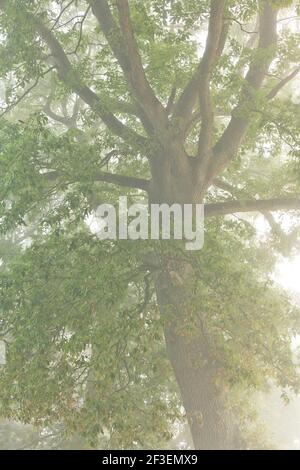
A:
155;261;244;450
148;149;244;449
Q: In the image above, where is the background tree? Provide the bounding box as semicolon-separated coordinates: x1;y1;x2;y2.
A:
0;0;300;449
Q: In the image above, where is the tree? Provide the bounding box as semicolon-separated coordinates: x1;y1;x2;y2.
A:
0;0;300;449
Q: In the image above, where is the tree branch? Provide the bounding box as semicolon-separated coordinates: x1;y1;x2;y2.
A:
96;98;154;134
213;178;285;233
0;66;55;117
44;96;78;129
44;170;150;192
208;1;278;180
0;1;146;149
166;85;177;116
205;197;300;218
197;2;227;160
35;18;146;147
261;210;283;234
88;0;167;133
93;172;150;191
267;66;300;100
213;177;239;194
172;1;227;128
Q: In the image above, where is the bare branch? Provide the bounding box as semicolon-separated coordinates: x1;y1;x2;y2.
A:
267;66;300;100
50;0;76;30
42;78;82;129
225;16;258;35
72;6;91;55
0;67;54;117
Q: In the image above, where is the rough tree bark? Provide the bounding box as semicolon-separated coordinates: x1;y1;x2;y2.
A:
156;265;243;450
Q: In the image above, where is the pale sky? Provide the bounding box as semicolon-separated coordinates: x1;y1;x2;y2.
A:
276;256;300;294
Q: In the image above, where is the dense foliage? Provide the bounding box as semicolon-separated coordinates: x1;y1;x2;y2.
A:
0;0;300;449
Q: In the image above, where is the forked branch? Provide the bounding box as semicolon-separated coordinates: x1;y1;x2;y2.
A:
88;0;167;133
172;1;227;129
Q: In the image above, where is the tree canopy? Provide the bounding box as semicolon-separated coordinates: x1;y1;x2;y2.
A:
0;0;300;449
